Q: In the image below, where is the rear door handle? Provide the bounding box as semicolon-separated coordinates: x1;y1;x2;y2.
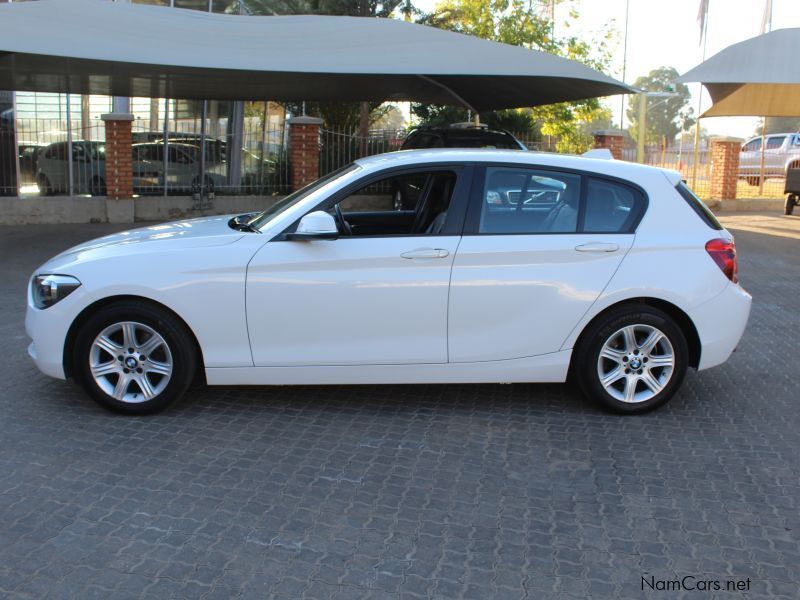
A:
575;242;620;253
400;247;450;259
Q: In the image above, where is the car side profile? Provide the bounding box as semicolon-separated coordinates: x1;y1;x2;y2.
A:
26;149;751;415
738;132;800;186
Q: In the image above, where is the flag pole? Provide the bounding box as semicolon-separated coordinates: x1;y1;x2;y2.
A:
690;0;709;190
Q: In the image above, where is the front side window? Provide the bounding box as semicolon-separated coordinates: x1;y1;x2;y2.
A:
479;167;580;234
584;178;643;233
330;170;458;236
743;139;761;152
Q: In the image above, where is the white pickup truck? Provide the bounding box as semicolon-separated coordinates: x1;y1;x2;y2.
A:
738;133;800;186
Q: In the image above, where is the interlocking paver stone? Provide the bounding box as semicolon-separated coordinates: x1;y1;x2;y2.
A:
1;215;799;599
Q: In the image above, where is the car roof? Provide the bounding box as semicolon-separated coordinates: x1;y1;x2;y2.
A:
354;148;673;184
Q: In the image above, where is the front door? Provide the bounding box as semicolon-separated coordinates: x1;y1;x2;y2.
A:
448;166;640;362
246;166;468;366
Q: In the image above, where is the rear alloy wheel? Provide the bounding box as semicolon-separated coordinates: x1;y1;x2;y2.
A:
575;307;688;414
74;302;196;414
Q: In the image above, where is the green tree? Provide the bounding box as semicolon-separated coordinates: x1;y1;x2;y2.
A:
413;0;614;152
755;117;800;136
626;66;694;146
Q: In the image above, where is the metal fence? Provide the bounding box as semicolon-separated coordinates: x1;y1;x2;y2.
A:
3;111;792;201
7;99;291;198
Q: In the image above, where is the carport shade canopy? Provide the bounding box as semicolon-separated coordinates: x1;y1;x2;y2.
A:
0;0;632;111
677;28;800;117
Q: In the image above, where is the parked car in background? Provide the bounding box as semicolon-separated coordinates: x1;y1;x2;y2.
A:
401;123;527;151
26;149;751;415
133;142;274;195
36;141;107;195
34;139;274;196
738;133;800;186
18;142;45;180
392;124;527;209
133;142;220;195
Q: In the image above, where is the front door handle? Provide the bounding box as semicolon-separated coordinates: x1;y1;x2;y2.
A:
575;242;619;253
400;247;450;259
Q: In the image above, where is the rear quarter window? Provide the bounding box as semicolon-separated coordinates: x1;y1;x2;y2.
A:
675;181;723;230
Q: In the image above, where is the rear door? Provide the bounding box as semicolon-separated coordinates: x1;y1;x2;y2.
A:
448;165;643;362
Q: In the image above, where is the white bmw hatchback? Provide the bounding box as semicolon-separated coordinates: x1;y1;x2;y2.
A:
26;149;751;415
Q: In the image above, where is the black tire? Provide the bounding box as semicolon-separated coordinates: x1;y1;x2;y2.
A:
72;301;197;415
746;176;760;187
573;306;688;414
785;195;797;216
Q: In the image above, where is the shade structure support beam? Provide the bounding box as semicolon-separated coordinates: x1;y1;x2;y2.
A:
417;75;479;115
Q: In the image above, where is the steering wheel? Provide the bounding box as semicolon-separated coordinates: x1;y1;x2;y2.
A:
334;203;352;236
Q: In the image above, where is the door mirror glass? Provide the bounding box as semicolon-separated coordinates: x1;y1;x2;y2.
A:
287;210;339;240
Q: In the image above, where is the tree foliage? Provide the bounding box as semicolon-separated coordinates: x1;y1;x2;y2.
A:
413;0;614;153
755;117;800;136
626;66;694;146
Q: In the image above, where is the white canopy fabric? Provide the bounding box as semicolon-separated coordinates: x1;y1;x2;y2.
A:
0;0;632;110
677;28;800;117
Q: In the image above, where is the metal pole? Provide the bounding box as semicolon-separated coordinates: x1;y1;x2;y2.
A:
637;93;646;163
12;91;22;196
691;3;710;190
758;117;767;195
162;99;169;197
619;0;630;130
260;102;268;191
66;93;74;196
200;100;207;199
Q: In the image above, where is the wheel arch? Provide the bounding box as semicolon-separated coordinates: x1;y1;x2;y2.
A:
570;297;701;371
62;294;205;381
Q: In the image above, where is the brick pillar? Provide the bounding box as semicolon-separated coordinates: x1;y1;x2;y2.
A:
710;137;743;201
288;116;323;192
101;113;134;200
592;129;625;160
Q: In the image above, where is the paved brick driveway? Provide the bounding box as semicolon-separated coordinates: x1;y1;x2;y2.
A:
1;215;798;599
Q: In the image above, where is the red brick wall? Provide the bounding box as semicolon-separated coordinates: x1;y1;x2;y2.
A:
593;133;624;160
102;116;134;200
710;140;741;201
289;118;323;192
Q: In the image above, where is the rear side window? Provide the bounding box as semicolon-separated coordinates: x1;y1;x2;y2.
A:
766;136;786;150
583;178;644;233
479;167;580;234
675;181;723;230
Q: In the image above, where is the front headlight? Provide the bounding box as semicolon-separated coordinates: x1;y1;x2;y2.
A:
31;274;81;309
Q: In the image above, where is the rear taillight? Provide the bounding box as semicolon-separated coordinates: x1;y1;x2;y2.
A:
705;238;738;283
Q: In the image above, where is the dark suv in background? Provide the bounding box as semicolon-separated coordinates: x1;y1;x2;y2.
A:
392;124;526;210
401;123;527;152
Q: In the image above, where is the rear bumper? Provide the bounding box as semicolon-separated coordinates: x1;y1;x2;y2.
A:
689;282;752;371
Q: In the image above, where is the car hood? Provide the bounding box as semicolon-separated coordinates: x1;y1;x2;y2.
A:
42;214;247;269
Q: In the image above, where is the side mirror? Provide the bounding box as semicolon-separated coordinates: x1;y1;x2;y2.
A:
286;210;339;241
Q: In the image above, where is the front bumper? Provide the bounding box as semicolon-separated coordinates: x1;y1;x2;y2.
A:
689;282;752;371
25;286;91;380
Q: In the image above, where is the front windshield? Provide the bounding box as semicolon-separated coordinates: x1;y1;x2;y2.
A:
248;163;361;229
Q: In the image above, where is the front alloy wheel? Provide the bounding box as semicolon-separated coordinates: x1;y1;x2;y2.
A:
575;306;688;414
89;322;173;404
74;301;196;414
